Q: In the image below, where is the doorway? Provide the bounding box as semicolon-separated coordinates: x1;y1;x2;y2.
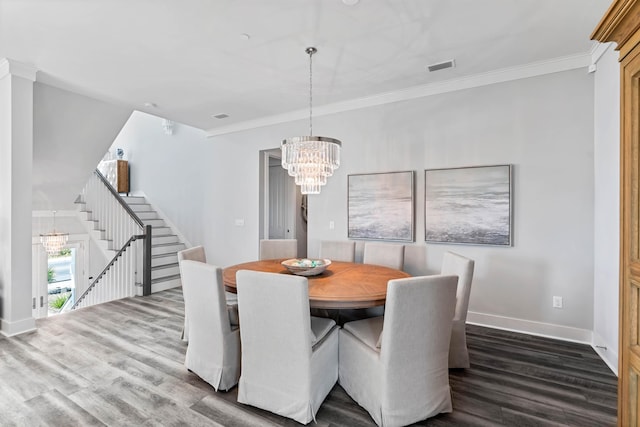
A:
32;239;87;318
259;148;307;258
46;247;75;315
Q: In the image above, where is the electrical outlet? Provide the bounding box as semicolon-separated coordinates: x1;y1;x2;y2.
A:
329;221;335;230
552;296;563;308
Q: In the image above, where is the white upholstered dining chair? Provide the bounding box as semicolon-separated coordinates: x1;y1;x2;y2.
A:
177;245;207;264
259;239;298;260
180;260;241;391
338;274;458;427
178;246;238;341
441;251;475;369
362;242;404;270
319;240;356;262
235;270;339;424
359;242;405;319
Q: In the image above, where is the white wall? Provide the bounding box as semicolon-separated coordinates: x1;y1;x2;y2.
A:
593;43;620;374
110;112;211;248
313;69;595;339
33;83;132;210
116;68;597;340
32;212;87;236
27;83;130;326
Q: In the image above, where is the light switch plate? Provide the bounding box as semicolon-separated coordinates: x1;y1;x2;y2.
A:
552;296;563;308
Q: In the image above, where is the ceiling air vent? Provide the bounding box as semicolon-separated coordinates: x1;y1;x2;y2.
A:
427;59;455;73
212;113;229;119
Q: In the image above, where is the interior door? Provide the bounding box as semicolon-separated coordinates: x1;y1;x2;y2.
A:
269;164;295;239
31;240;86;318
68;241;86;306
261;149;305;256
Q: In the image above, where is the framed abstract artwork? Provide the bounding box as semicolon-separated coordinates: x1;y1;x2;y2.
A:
348;171;414;242
425;165;512;246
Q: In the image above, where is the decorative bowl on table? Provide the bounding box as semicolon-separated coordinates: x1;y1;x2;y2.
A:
281;258;331;276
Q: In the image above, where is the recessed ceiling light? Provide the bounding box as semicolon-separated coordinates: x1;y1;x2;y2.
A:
212;113;229;119
144;102;157;108
240;33;251;41
342;0;360;5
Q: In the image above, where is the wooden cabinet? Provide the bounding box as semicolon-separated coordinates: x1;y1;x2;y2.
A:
98;159;129;194
592;1;640;424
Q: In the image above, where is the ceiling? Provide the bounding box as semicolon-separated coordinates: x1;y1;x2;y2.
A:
0;0;612;134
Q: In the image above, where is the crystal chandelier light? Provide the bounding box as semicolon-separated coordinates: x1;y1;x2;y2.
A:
40;211;69;255
281;47;341;194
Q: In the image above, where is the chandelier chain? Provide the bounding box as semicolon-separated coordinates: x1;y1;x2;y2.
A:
281;46;341;195
309;48;313;136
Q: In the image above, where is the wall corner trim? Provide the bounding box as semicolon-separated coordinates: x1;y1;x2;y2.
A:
592;331;619;376
0;58;38;82
591;42;614;65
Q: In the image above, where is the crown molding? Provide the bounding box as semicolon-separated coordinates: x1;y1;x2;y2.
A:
0;58;37;82
205;53;591;138
591;0;640;60
591;0;640;45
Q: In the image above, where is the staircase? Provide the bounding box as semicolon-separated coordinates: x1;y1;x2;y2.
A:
77;193;184;293
122;196;184;292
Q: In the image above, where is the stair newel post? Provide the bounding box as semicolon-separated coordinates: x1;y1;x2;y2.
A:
143;224;152;296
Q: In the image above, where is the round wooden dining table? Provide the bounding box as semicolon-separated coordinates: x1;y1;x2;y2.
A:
222;259;410;309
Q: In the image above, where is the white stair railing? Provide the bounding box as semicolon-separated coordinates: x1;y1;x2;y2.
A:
82;170;142;250
71;234;144;309
72;170;151;310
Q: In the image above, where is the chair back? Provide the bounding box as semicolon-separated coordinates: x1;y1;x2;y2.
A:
180;260;231;359
236;269;338;423
178;246;207;264
379;275;457;408
181;259;240;390
319;240;356;262
177;246;208;341
259;239;298;260
441;251;475;323
363;242;404;270
236;270;312;386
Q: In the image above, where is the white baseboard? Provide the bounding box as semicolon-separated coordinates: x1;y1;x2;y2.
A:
1;316;36;337
592;331;618;376
467;312;619;377
467;311;593;344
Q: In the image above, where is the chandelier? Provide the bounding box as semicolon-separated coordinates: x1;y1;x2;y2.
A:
40;211;69;255
281;47;341;194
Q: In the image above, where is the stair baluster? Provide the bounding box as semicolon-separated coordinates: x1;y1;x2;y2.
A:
71;170;151;310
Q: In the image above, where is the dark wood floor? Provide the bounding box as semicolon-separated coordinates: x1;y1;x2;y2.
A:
0;288;617;426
